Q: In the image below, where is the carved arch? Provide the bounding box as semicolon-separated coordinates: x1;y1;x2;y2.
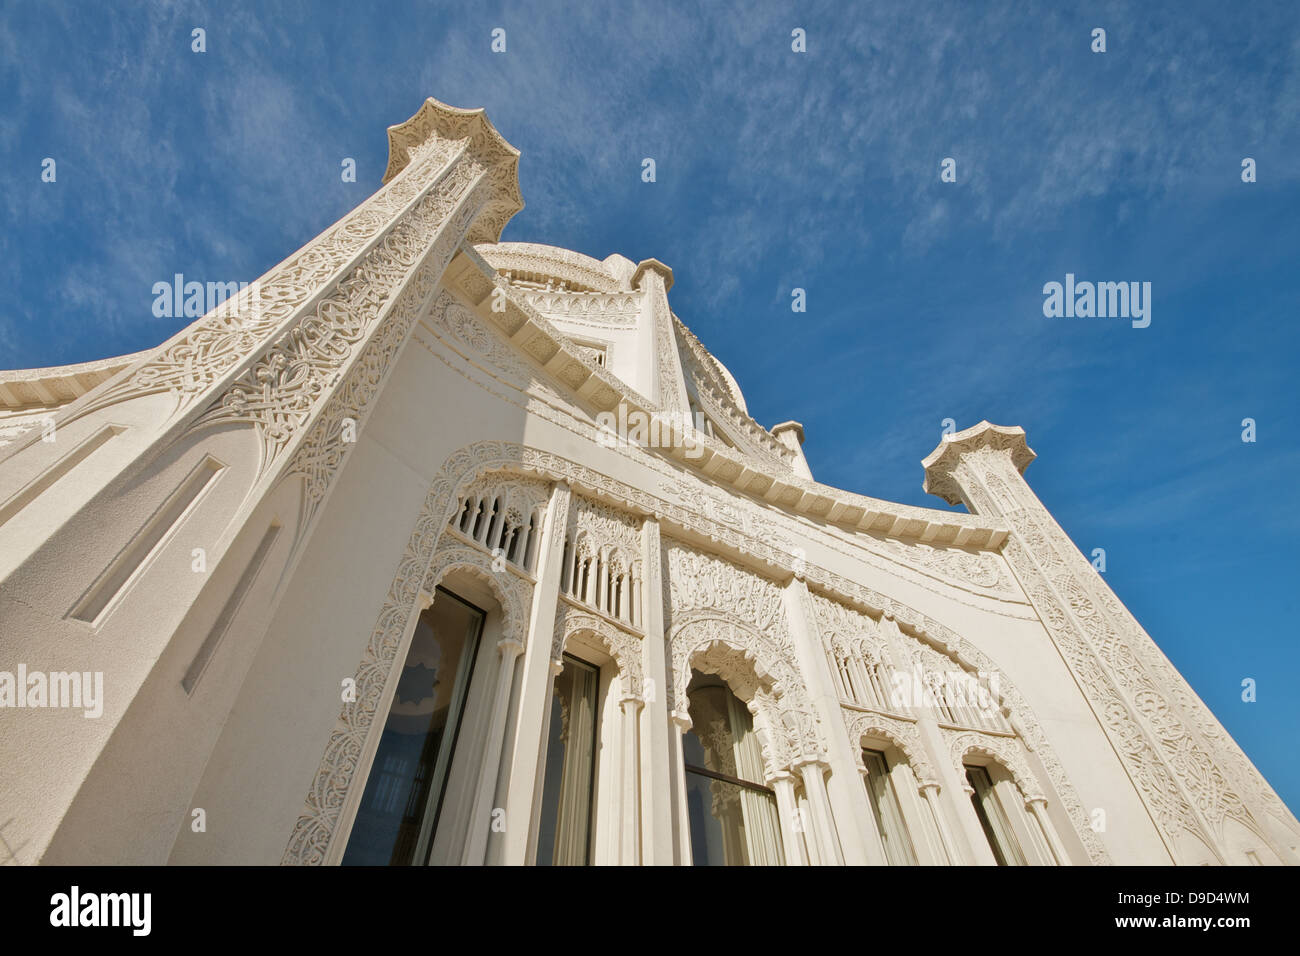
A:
672;628;789;779
669;616;822;775
551;605;643;697
422;542;532;650
843;711;938;788
948;731;1045;805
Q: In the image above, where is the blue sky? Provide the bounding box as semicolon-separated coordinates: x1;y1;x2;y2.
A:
3;1;1298;818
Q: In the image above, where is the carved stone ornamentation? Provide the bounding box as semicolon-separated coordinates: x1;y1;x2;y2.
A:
552;605;644;697
924;421;1296;863
843;709;938;788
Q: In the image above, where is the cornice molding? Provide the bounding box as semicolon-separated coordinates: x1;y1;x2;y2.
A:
442;249;1011;549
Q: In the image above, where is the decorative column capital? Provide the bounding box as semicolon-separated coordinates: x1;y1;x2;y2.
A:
496;637;525;659
922;421;1036;506
630;258;674;292
671;709;692;733
791;756;831;775
382;96;524;243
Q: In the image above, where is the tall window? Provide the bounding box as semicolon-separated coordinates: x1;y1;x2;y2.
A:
536;654;600;865
342;587;484;865
965;764;1027;866
682;673;784;865
862;749;918;865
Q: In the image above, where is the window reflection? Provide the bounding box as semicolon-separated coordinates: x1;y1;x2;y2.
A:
343;587;484;865
682;673;784;865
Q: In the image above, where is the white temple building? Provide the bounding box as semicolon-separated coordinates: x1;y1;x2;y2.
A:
0;98;1296;866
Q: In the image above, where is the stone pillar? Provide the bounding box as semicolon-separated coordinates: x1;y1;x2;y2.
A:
913;710;987;864
630;260;691;417
888;761;942;865
923;421;1300;864
771;421;813;480
639;517;677;863
920;783;960;865
795;759;845;865
855;762;896;862
781;578;881;864
620;694;644;864
461;635;524;865
1028;797;1071;865
500;482;572;864
670;713;694;864
771;772;808;865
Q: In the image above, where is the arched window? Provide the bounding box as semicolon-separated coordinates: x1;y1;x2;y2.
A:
342;586;485;865
681;671;784;865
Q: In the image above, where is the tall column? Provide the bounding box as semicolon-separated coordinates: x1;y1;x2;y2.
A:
500;482;572;864
1028;797;1071;865
771;772;808;865
889;762;943;865
0;97;526;867
630;260;691;417
620;694;644;864
781;578;882;865
639;517;677;863
853;762;891;864
461;635;524;865
670;714;694;864
913;715;989;865
923;421;1300;864
876;610;980;865
795;759;845;865
920;783;960;864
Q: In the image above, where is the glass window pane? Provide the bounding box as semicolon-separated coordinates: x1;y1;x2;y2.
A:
536;655;599;865
863;749;918;865
683;677;784;865
966;765;1027;866
342;588;483;866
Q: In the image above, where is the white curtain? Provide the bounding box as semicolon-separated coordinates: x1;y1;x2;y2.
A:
551;665;597;864
727;693;784;865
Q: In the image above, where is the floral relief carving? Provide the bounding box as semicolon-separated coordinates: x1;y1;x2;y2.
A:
842;709;937;787
522;290;642;327
77;133;474;425
284;439;1107;865
957;451;1286;858
946;730;1045;804
664;540;824;771
552;605;644;697
198;161;484;474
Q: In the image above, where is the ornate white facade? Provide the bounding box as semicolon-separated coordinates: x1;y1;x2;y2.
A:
0;98;1295;866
